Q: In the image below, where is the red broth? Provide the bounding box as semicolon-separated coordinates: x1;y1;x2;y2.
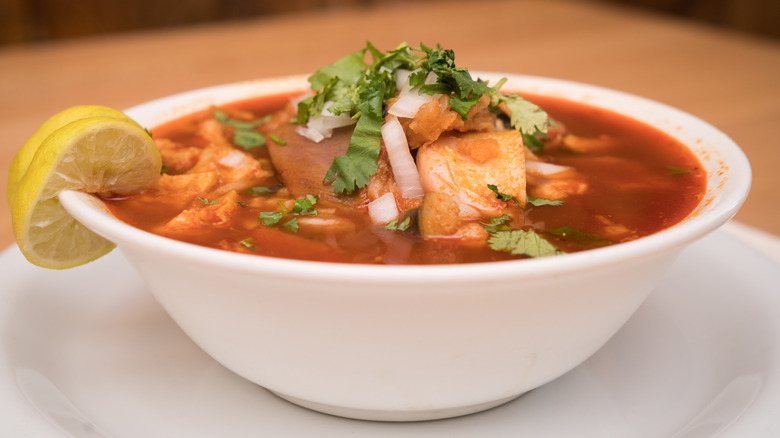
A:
102;93;706;264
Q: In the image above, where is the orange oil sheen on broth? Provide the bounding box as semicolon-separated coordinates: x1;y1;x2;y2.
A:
102;93;706;264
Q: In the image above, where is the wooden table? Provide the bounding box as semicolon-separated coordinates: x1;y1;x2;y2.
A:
2;0;779;251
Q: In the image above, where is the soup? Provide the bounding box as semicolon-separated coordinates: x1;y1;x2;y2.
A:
102;44;706;264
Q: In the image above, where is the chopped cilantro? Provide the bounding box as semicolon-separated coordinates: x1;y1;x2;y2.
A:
234;130;266;149
238;238;256;251
256;195;318;232
298;42;550;195
493;93;549;139
213;108;268;150
213;109;263;130
487;184;523;207
197;196;218;205
527;196;564;207
258;211;283;226
666;165;691;176
269;134;287;145
488;229;564;258
283;218;299;232
481;214;512;232
291;195;318;215
385;216;412;231
248;184;282;195
238;201;247;207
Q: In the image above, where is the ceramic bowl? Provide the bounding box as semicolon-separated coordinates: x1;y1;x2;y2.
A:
58;73;751;421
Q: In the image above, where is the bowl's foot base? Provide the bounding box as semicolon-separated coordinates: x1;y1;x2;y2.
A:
269;390;525;422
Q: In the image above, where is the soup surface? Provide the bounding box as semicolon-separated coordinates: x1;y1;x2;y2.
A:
102;92;706;264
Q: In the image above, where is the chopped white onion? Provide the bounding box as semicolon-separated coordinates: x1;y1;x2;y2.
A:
526;160;572;176
367;192;399;224
295;125;325;143
218;150;250;168
290;90;313;107
395;69;413;91
381;117;424;199
388;90;435;118
389;70;439;118
296;101;356;143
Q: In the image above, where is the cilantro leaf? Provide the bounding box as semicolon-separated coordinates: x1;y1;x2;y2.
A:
283;218;299;232
385;216;412;231
197;196;218;205
233;130;266;149
308;49;367;92
527;196;564;207
268;134;287;145
248;184;282;195
238;238;256;251
488;229;565;258
666;165;691;176
291;195;318;215
257;195;318;232
258;211;283;226
495;93;549;136
481;214;512;232
487;184;523;207
322;81;384;194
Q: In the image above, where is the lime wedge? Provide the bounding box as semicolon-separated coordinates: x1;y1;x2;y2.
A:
10;115;160;269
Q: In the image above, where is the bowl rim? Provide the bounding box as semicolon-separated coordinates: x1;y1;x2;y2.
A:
60;73;752;285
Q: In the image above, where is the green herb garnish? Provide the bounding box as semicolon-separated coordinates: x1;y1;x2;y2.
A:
666;165;691;176
283;218;299;232
297;42;550;195
248;184;283;195
233;130;266;149
197;196;218;205
257;211;284;226
487;184;523;207
527;196;564;207
238;238;256;251
487;229;564;258
385;216;412;231
257;195;318;232
291;195;318;215
481;214;512;232
268;134;287;145
213;108;268;150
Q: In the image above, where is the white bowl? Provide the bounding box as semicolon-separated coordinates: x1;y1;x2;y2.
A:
59;74;751;421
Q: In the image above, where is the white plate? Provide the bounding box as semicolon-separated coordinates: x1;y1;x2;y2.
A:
1;228;779;437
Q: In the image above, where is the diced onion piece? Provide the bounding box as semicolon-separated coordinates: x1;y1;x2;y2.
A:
296;102;356;143
218;150;250;168
367;192;399;224
381;117;424;199
295;125;325;143
388;90;435;118
290;90;313;107
389;70;437;118
526;160;572;176
395;69;413;91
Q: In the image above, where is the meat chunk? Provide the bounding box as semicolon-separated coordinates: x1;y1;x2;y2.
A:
163;191;241;233
267;124;362;206
416;130;526;218
365;148;423;212
418;192;460;237
157;138;201;173
403;94;497;148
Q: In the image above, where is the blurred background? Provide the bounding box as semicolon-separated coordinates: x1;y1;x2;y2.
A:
1;0;778;46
